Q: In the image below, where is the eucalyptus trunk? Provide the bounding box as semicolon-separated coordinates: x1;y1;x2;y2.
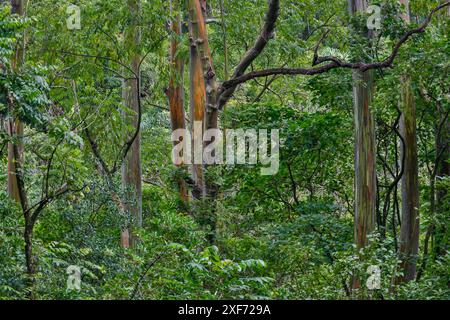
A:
189;0;219;199
121;0;142;248
7;0;25;203
169;0;189;203
349;0;377;250
398;0;420;283
188;0;207;200
433;0;450;260
349;0;377;290
434;96;449;258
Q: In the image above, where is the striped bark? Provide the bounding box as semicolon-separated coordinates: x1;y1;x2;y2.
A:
398;0;420;283
349;0;377;250
121;0;142;247
169;0;189;203
7;0;25;203
188;0;207;199
188;0;220;200
349;0;377;290
188;0;218;132
352;70;376;249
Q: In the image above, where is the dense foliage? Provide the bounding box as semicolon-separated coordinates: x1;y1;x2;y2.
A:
0;0;448;300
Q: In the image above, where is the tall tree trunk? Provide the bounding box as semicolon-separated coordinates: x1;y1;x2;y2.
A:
24;221;35;298
7;0;25;203
188;0;207;200
8;1;34;297
188;0;220;243
189;0;219;200
349;0;376;250
352;70;376;249
398;0;420;283
169;0;189;203
433;0;450;260
189;0;218;132
349;0;377;290
434;98;449;258
121;0;142;248
398;74;420;281
417;176;435;280
11;136;34;296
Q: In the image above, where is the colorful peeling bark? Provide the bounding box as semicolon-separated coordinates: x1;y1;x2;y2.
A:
7;0;25;203
188;0;218;132
348;0;377;250
349;0;377;290
188;0;207;199
169;0;189;203
398;0;420;283
352;69;376;250
121;0;142;247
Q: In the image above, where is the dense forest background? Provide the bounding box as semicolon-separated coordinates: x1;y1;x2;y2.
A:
0;0;449;300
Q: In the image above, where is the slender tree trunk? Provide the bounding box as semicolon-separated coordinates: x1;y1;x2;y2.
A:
6;120;23;200
189;0;220;200
7;0;25;203
9;0;35;297
432;0;450;259
121;0;142;248
24;221;35;299
352;69;376;249
169;0;189;203
349;0;377;290
397;0;420;283
417;176;435;280
434;99;449;258
349;0;376;250
11;135;34;297
398;74;419;281
188;0;220;242
188;0;207;200
189;0;218;132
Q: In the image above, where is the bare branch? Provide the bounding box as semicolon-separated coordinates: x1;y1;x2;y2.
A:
218;0;280;109
220;1;450;93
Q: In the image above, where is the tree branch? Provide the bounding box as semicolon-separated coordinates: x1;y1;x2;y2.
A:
220;1;450;94
217;0;280;109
